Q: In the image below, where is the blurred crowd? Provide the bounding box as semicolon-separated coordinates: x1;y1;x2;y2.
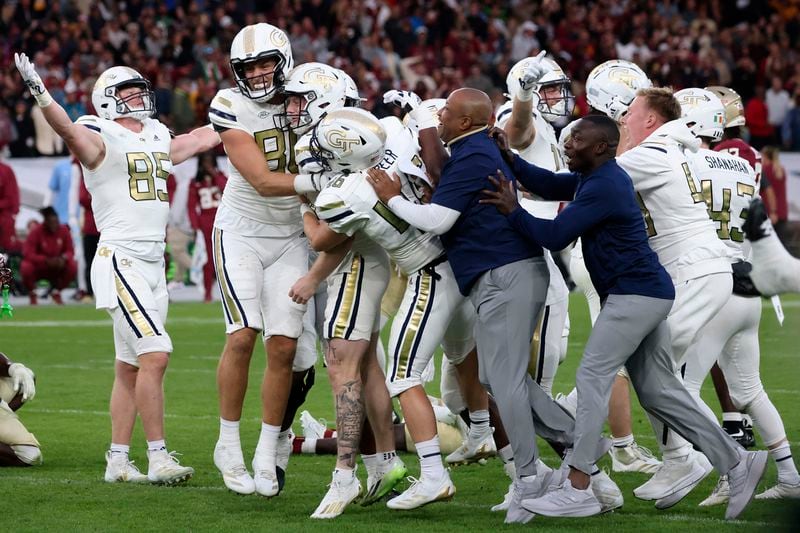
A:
0;0;799;156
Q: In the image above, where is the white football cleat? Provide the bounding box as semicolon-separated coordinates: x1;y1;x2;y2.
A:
252;450;279;497
147;449;194;485
445;429;497;465
610;443;661;474
633;450;712;501
361;456;407;506
755;481;800;500
213;442;255;495
592;469;624;512
521;478;602;517
104;451;148;483
300;410;330;440
699;475;730;507
311;468;362;519
387;472;455;510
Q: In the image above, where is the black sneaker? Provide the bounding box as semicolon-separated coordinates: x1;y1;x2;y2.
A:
723;420;755;449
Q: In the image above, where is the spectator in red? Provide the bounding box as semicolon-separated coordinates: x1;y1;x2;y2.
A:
187;152;226;303
78;168;99;301
20;207;77;305
761;146;790;244
0;161;21;254
745;85;775;150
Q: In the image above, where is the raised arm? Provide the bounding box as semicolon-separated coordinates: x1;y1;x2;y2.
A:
15;53;104;169
170;125;221;165
503;51;547;150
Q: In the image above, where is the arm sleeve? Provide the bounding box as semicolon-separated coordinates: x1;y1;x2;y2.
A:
387;196;460;235
506;178;612;251
511;154;579;201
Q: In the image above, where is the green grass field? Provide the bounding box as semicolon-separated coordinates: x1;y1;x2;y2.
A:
1;294;798;532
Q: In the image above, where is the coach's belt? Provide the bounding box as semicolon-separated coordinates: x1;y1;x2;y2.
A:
420;254;447;281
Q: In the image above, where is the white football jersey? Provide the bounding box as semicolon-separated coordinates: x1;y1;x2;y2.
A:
377;117;431;204
77;115;172;258
315;171;443;274
617;121;733;282
209;88;301;237
686;148;757;261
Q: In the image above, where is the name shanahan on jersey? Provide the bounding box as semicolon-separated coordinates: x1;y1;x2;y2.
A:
209;88;301;236
687;148;757;261
76;115;172;249
617;121;732;282
315;171;443;274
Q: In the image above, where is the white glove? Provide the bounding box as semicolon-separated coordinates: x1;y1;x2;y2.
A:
384;90;437;130
8;363;36;402
516;50;547;102
14;52;53;107
293;172;330;195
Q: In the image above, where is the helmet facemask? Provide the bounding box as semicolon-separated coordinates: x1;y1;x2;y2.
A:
537;79;574;121
107;80;155;122
308;127;335;173
231;53;286;102
275;91;326;136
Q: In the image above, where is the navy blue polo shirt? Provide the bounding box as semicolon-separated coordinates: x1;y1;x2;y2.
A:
431;128;543;295
507;155;674;301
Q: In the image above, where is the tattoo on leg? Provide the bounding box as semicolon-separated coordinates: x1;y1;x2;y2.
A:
336;379;364;468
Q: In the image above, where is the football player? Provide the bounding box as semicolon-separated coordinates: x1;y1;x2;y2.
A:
283;63;404;508
0;353;41;467
495;52;572;400
618;87;744;509
295;108;402;518
14;53;220;484
676;89;800;503
207;23;329;497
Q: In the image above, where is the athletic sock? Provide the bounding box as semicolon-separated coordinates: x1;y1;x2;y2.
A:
468;409;491;440
333;466;355;484
109;443;130;457
301;438;317;454
255;422;281;465
722;412;743;423
770;443;800;485
612;434;634;448
361;453;377;479
498;444;514;464
147;439;166;454
416;436;445;480
219;418;241;446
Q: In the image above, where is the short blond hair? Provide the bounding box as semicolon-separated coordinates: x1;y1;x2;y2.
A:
636;87;681;122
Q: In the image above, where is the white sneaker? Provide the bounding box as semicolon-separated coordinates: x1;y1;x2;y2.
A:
699;475;730;507
726;449;768;520
555;391;577;417
252;450;279;497
361;456;407;506
755;480;800;500
592;469;624;512
491;461;518;512
445;429;497;465
610;443;662;474
147;449;194;485
104;451;148;483
300;410;330;440
387;472;455;510
522;478;602;517
213;442;255;495
633;450;712;501
505;472;552;524
275;430;293;492
311;468;362;519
